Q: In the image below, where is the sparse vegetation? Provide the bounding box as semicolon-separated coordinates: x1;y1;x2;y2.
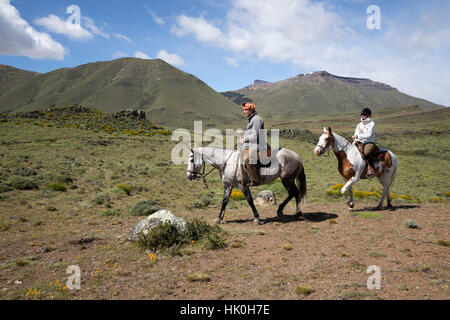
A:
0;103;448;300
47;182;67;192
115;183;132;196
351;211;382;219
137;218;227;252
295;286;314;296
5;176;38;190
186;272;210;283
130;200;161;217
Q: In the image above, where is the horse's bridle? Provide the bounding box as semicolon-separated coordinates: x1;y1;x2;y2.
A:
187;153;206;179
188;149;235;189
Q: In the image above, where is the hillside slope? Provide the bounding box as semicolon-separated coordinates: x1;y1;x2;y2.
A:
0;59;242;129
222;71;444;120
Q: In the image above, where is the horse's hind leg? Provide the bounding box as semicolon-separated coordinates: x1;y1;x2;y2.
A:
377;176;391;210
242;187;261;224
216;186;232;224
277;179;297;217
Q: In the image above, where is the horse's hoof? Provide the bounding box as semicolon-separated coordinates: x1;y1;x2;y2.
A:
375;206;383;211
277;211;283;218
214;218;222;224
348;202;355;209
253;218;262;225
295;213;304;221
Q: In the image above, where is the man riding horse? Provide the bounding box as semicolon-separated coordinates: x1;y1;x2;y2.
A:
239;103;270;186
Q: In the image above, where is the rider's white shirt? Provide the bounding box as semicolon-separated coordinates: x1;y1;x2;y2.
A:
354;118;375;143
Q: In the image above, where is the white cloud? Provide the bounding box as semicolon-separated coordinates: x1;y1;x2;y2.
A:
134;50;151;59
114;33;133;44
83;17;109;39
171;0;450;105
145;5;165;25
0;0;66;60
224;57;239;68
35;6;108;41
156;49;185;66
35;14;93;41
171;15;226;46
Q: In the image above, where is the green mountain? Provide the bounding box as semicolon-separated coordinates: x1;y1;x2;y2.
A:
222;71;444;120
0;58;242;129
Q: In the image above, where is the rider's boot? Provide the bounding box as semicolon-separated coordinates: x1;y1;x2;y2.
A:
246;164;261;187
366;163;376;178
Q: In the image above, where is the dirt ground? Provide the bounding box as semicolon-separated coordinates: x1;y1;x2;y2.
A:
1;200;448;300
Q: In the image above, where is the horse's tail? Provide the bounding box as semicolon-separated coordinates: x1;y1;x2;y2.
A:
296;168;307;207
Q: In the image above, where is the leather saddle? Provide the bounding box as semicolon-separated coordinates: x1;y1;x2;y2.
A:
355;142;391;175
257;147;273;168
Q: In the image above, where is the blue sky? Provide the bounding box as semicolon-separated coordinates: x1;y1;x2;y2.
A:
1;0;449;106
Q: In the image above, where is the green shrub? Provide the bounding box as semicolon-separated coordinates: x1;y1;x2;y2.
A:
138;222;181;251
100;209;120;217
295;286;314;296
0;221;10;232
91;192;111;206
192;191;215;208
6;176;39;190
12;167;37;177
138;218;227;252
186;272;210;282
47;182;67;192
53;174;73;184
130;200;161;216
434;239;450;247
0;184;14;193
116;183;132;195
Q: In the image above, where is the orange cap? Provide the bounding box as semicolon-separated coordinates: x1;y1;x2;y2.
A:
242;103;256;111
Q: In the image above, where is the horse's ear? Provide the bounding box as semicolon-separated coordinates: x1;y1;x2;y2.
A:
190;148;194;154
323;127;327;133
327;127;332;134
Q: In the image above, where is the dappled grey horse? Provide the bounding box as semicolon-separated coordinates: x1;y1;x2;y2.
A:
187;147;307;224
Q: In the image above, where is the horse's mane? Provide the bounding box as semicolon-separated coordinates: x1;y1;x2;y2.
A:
331;132;358;152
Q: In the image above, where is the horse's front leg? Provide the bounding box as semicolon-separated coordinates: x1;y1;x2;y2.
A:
215;186;232;224
348;186;355;209
341;176;359;209
241;186;261;224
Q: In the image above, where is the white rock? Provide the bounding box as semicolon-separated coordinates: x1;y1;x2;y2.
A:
128;210;188;241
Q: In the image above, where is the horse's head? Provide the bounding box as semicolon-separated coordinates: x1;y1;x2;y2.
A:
314;127;335;156
187;148;204;180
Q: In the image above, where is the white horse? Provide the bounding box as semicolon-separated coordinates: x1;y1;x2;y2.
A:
187;146;307;224
314;127;398;210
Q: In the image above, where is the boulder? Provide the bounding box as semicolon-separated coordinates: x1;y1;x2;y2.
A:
254;190;277;207
404;219;421;229
128;210;188;241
